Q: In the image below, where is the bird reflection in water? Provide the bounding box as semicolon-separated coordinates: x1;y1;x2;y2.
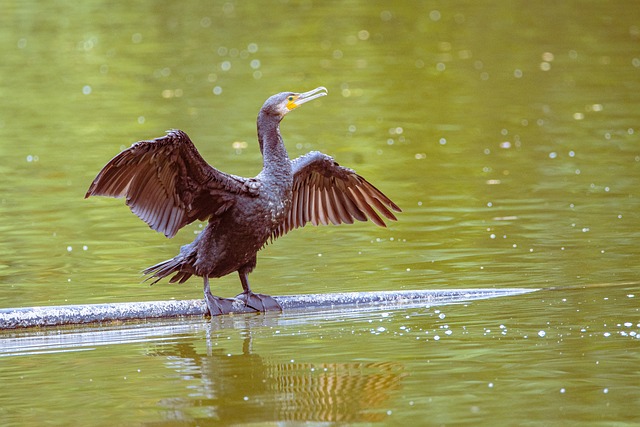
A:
146;315;405;424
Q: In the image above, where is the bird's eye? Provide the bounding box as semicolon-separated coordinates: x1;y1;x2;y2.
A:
288;96;294;101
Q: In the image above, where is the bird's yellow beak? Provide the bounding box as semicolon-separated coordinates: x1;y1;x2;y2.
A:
286;86;328;110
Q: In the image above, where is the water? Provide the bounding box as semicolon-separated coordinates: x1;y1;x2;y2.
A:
1;1;639;425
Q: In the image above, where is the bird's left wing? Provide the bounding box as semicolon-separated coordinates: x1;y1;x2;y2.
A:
274;151;401;238
85;129;258;238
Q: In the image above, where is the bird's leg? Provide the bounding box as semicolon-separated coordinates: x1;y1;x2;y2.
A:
234;270;282;313
203;276;235;316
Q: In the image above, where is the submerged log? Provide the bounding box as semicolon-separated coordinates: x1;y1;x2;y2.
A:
0;288;538;330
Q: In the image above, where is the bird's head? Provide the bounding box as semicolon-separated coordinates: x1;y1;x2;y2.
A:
260;86;328;118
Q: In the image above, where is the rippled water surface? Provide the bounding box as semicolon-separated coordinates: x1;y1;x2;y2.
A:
1;1;639;425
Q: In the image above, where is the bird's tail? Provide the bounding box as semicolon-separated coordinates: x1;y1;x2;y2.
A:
143;255;193;285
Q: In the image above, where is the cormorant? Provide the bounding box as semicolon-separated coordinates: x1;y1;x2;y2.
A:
85;87;401;315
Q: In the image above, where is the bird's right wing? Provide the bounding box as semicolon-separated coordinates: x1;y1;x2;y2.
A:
274;151;401;238
85;129;259;238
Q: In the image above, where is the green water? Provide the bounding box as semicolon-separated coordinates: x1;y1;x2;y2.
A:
1;1;639;425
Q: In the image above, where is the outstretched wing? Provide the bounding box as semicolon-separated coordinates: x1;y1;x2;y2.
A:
274;151;401;238
85;129;257;238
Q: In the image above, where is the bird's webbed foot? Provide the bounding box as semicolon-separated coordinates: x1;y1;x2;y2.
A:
204;292;237;316
234;291;282;313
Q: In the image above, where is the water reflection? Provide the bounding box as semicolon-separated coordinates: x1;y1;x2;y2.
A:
150;315;405;424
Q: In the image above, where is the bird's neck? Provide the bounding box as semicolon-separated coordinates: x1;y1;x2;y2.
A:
257;112;291;177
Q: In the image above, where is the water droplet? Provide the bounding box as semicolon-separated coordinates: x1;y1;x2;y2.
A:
542;52;554;61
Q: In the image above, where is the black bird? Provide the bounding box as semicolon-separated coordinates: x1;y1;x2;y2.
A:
85;87;401;315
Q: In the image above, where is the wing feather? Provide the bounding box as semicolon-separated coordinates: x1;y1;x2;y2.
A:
329;186;355;224
323;186;340;225
348;186;385;227
316;187;328;226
